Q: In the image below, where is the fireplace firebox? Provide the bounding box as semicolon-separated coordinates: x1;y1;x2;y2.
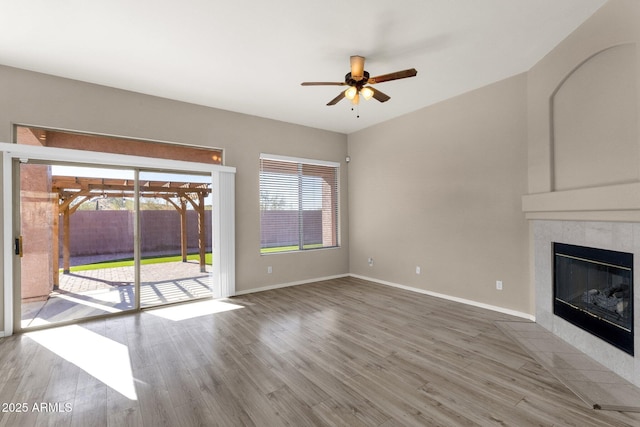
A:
554;242;634;356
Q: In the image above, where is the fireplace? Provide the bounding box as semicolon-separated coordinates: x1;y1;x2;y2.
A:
554;242;634;356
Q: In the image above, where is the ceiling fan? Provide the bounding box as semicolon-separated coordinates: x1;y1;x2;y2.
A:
301;55;417;106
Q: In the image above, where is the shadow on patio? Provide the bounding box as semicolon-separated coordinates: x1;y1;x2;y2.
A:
22;260;213;328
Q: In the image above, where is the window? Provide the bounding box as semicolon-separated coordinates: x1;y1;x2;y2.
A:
259;154;339;254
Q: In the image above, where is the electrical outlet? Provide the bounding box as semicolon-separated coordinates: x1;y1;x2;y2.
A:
416;266;421;274
496;280;503;290
368;257;374;267
267;266;273;274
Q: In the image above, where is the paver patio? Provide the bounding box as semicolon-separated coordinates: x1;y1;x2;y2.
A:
21;260;213;328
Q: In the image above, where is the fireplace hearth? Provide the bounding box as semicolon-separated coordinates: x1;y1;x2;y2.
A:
554;242;634;356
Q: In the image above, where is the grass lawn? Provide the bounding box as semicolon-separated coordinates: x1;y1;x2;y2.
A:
66;253;213;272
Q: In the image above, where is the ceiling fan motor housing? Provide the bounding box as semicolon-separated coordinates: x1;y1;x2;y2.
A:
345;71;369;88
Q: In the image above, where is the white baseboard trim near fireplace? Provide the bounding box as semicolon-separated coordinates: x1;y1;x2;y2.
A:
351;274;535;321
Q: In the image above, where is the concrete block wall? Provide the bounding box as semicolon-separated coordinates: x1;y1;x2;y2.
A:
61;210;212;257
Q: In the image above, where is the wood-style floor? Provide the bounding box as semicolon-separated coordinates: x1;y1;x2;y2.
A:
2;276;640;426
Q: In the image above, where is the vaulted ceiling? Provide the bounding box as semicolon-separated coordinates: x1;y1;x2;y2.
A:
0;0;606;134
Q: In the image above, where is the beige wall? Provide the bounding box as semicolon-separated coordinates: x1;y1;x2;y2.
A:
348;74;530;314
526;0;640;205
0;65;349;332
553;43;637;191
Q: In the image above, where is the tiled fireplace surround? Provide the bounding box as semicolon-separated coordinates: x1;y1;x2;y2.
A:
534;220;640;387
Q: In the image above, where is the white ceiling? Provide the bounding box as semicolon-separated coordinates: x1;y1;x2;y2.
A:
0;0;606;134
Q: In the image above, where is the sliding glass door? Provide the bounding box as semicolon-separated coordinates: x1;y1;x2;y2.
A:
138;170;213;307
18;162;137;329
16;164;215;330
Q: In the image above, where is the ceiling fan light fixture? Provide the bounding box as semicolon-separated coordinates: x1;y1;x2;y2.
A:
344;86;358;100
351;92;360;105
361;87;374;100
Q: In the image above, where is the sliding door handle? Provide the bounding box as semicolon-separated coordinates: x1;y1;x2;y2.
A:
15;236;23;257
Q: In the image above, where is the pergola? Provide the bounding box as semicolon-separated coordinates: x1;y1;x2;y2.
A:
51;176;212;287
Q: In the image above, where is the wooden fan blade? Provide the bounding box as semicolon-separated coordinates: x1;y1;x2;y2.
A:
371;87;391;103
368;68;417;84
350;55;365;81
301;81;346;86
327;91;345;106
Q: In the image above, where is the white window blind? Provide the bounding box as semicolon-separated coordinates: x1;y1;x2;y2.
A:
259;154;339;253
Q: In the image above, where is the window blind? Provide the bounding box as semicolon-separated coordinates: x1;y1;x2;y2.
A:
259;154;339;253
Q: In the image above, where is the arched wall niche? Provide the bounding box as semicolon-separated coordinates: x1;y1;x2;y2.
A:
551;43;638;191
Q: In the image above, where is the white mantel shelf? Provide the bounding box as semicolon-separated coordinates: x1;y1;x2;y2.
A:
522;182;640;222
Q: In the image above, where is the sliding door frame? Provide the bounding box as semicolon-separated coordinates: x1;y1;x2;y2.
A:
1;142;236;336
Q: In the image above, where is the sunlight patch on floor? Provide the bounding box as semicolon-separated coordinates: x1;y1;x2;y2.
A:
26;324;137;400
147;299;243;321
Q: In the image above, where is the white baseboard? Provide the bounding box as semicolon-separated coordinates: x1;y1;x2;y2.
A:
350;274;535;321
234;274;350;296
